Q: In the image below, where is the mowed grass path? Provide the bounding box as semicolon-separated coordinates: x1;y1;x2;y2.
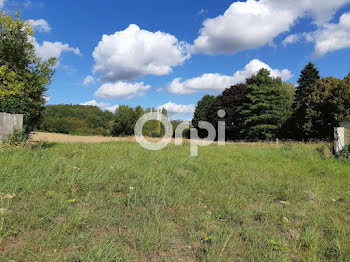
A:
0;142;349;261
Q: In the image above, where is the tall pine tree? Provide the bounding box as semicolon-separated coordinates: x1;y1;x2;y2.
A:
292;62;320;140
240;69;291;140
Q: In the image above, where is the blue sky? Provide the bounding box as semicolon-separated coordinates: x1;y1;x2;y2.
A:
2;0;350;119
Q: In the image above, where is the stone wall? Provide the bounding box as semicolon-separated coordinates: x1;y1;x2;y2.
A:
0;113;24;143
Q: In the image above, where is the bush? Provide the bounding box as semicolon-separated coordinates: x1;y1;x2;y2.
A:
337;144;350;158
3;128;27;147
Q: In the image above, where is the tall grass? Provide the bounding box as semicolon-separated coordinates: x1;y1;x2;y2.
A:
0;142;349;261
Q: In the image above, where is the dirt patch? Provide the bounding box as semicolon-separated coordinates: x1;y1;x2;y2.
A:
0;234;26;252
29;132;137;144
29;132;186;145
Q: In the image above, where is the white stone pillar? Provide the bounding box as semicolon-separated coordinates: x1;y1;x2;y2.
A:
334;127;345;153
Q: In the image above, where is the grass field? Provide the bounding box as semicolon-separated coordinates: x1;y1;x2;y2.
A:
0;141;349;261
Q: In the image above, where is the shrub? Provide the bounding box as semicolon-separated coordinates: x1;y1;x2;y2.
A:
3;128;27;147
337;144;350;158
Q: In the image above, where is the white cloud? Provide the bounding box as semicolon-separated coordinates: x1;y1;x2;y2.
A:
30;36;81;61
94;81;151;99
158;102;195;120
28;19;51;32
298;0;350;26
191;0;350;55
198;9;208;16
43;95;50;103
306;12;350;57
80;100;119;112
83;75;96;86
23;0;32;7
0;0;6;8
168;59;292;95
282;34;301;47
92;24;190;82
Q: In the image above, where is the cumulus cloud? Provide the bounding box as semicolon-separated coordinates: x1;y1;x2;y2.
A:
191;0;350;55
30;36;81;61
83;75;96;86
92;24;190;82
80;100;119;113
158;102;195;120
282;34;302;47
28;19;51;32
306;12;350;57
0;0;6;8
168;59;292;95
94;81;151;99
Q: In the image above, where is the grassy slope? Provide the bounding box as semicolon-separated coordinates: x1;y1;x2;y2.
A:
0;142;349;261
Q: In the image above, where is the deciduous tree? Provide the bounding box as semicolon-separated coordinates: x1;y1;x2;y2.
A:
0;11;56;132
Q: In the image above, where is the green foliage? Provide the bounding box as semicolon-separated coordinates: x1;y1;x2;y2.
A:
192;94;216;137
112;105;136;136
40;105;114;136
0;11;56;132
303;77;350;140
292;62;321;140
337;144;350;158
170;120;191;138
3;128;27;147
112;106;169;137
240;69;293;140
210;83;248;140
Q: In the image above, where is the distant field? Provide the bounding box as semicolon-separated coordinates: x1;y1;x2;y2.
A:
30;132;137;143
0;141;349;261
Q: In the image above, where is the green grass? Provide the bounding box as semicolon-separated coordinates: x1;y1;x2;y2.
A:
0;142;349;261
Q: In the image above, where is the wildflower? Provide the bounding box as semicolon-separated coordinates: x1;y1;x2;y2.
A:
73;166;80;171
0;208;6;214
282;217;289;223
129;187;135;190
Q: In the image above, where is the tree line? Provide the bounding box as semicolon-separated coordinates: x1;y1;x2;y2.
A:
40;105;114;136
39;104;173;138
111;105;169;137
192;63;350;141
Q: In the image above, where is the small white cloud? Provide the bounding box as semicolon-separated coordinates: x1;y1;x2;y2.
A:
80;100;119;112
307;12;350;57
43;95;50;103
0;0;6;8
282;34;301;47
93;24;190;82
198;9;208;16
158;102;195;120
23;0;32;7
94;81;151;99
168;59;293;95
30;36;81;61
28;19;51;32
83;75;96;86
